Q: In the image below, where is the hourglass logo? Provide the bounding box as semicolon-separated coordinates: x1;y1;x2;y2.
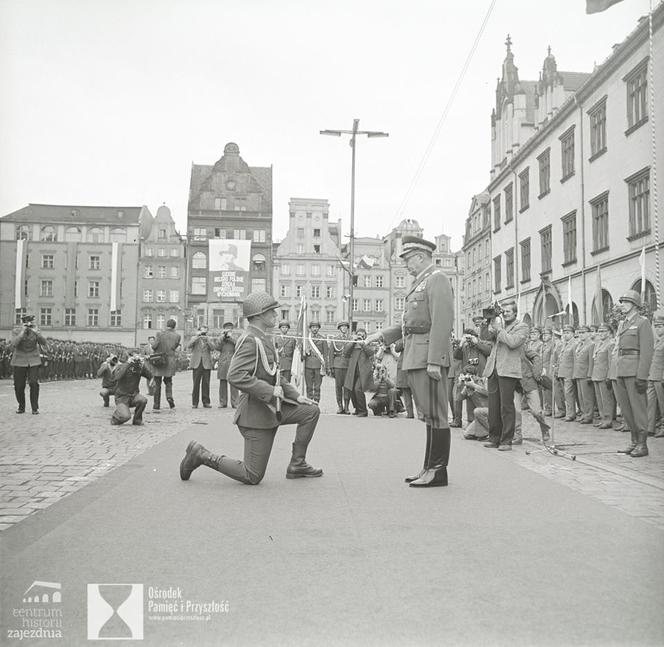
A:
87;583;143;640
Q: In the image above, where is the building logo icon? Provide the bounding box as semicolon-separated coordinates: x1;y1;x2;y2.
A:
22;581;62;604
87;583;143;640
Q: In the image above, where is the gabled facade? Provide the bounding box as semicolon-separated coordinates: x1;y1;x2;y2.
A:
462;192;492;327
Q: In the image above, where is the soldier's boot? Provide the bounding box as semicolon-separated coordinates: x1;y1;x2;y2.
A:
180;441;220;480
343;392;351;414
532;411;551;442
630;431;649;458
29;383;39;413
153;386;161;410
410;428;450;488
15;386;26;413
403;390;415;419
286;443;323;479
165;382;175;409
617;429;638;454
450;400;462;427
405;425;432;483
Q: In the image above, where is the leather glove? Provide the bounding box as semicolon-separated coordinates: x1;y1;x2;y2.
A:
635;378;648;395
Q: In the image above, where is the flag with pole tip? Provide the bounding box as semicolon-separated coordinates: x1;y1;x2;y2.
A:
586;0;624;13
639;246;646;303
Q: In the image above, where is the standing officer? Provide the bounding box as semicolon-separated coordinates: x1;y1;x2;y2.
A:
557;324;579;421
647;312;664;437
274;321;296;382
588;323;615;428
187;325;217;408
179;292;322;485
328;321;351;414
614;290;654;457
573;325;595;423
303;321;327;403
150;318;181;410
10;314;48;414
217;321;239;408
366;235;454;488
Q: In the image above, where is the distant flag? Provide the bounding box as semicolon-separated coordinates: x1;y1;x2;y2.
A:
110;242;122;313
595;264;603;322
567;275;573;325
586;0;624;13
639;246;646;301
14;238;28;309
291;295;306;389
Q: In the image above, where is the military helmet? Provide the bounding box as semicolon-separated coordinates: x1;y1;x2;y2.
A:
278;321;291;329
242;292;280;318
618;289;641;308
337;321;349;330
309;321;321;329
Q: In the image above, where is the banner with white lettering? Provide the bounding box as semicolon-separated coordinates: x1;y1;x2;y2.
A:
208;239;251;301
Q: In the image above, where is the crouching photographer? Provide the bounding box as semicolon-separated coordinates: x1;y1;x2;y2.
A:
111;352;153;426
458;367;490;440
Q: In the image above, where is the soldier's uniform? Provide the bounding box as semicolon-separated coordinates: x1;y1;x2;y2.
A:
647;312;664;437
379;236;454;488
179;292;322;485
274;321;296;383
217;322;239;408
303;322;327;403
557;326;579;421
588;323;616;428
614;290;654;457
573;325;595;423
327;321;351;414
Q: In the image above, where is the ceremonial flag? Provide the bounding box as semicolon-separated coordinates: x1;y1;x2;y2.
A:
586;0;624;13
639;246;646;301
14;238;27;309
110;242;122;313
595;264;603;322
291;295;306;389
567;275;573;325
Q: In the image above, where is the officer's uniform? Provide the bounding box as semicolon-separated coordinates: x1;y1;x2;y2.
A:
588;325;615;427
647;312;664;437
573;326;595;423
327;321;351;414
557;327;579;420
179;292;322;485
274;322;296;383
303;323;327;403
380;236;454;488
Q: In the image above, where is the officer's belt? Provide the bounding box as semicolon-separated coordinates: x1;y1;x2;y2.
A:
618;349;639;355
404;325;430;335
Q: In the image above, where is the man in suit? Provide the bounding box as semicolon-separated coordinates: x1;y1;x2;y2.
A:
573;325;595;423
303;321;327;403
150;318;181;410
187;325;217;408
557;324;579;421
179;292;322;485
274;321;296;383
614;290;654;457
365;235;454;488
343;329;375;417
10;314;48;414
482;300;529;451
328;321;352;414
589;322;615;428
217;321;239;408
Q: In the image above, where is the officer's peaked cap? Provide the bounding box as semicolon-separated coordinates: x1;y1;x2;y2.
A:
399;235;436;258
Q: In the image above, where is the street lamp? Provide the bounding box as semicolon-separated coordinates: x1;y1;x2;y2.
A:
321;119;388;331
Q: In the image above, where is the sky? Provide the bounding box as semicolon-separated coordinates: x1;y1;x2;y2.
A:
0;0;655;250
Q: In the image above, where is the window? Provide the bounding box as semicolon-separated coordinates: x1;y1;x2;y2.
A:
562;212;577;265
158;228;167;240
538;148;550;197
395;275;405;288
279;309;289;322
540;225;552;273
280;285;289;298
193;227;206;241
143;289;153;302
40;308;52;326
395;297;404;311
156;290;166;303
169;290;179;303
588;97;607;159
74;281;78;297
253;230;266;243
297;228;305;239
627;168;650;239
156;314;165;330
376;275;384;288
590;192;609;253
560;126;575;181
192;252;207;269
87;227;104;243
15;308;26;325
519;168;530;211
625;58;648;131
16;225;31;240
233;230;246;240
170;248;180;257
297;244;304;255
192;277;207;294
40;280;53;297
520;238;531;283
145;247;153;257
157;265;166;278
40;226;57;242
326;285;335;298
296;285;303;298
110;310;122;327
363;276;371;288
212;310;224;328
87;309;99;327
88;281;100;298
486;272;491;292
313;228;320;237
65;308;76;326
169;267;179;279
327;265;335;277
295;264;304;276
363;299;371;312
505;248;514;289
41;254;54;269
64;226;81;242
311;264;321;276
110;228;126;243
485;240;490;258
326;310;335;324
352;299;358;312
252;279;267;293
375;299;384;312
504;184;513;223
144;265;153;278
143;314;153;329
89;255;100;270
157;248;166;257
313;244;320;254
493;196;501;231
493;256;502;293
311;285;320;299
214;197;222;210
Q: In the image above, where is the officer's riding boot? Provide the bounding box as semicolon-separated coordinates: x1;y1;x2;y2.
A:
410;428;450;488
405;425;432;483
29;382;39;413
286;443;323;479
15;385;26;413
630;431;649;458
403;390;414;419
166;382;175;409
617;428;638;454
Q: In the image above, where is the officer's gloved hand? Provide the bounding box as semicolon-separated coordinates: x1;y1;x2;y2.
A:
635;378;648;395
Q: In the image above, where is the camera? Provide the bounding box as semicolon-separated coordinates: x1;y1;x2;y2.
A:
108;355;119;366
482;301;503;321
458;373;474;384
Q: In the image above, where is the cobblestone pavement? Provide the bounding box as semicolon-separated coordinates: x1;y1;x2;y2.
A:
1;374;664;531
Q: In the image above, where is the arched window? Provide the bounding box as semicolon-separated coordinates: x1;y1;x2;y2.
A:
192;252;207;269
16;225;31;240
631;279;658;313
65;226;82;242
87;227;104;243
40;226;57;242
110;227;126;242
591;289;614;324
252;253;266;273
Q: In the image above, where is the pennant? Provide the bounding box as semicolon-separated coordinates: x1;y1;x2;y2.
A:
586;0;624;13
567;275;573;325
14;238;27;310
110;242;122;312
595;264;603;322
639;246;646;301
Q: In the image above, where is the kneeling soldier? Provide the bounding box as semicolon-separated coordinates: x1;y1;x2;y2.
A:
180;292;322;485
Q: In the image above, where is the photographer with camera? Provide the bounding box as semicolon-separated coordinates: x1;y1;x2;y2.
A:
482;300;529;450
10;314;48;414
150;318;181;410
217;321;239;408
458;366;489;440
342;329;374;417
452;326;490;427
110;352;153;426
97;355;119;407
187;324;217;408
